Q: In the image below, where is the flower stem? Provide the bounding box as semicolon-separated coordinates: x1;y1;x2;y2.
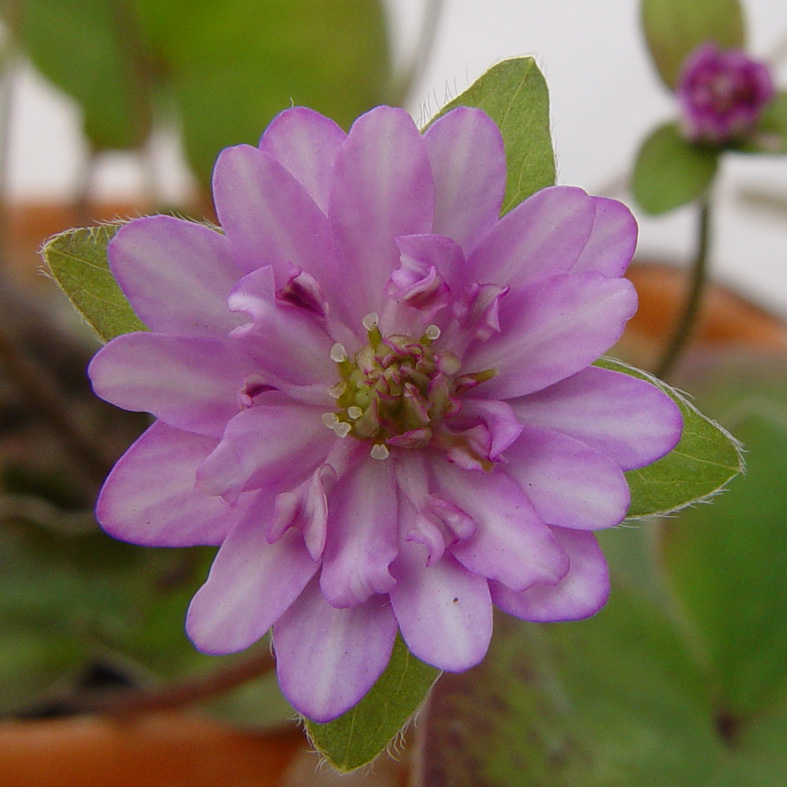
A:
655;199;712;379
389;0;444;107
75;648;276;718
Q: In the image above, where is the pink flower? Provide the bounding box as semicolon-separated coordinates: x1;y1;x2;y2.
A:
89;106;683;722
677;42;774;145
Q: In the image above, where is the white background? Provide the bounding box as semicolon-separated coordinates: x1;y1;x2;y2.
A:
6;0;787;314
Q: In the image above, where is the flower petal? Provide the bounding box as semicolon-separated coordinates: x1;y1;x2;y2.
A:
96;422;238;546
273;580;397;722
466;186;595;288
423;107;505;254
186;498;318;654
212;144;340;289
196;402;336;503
89;333;251;437
109;216;247;336
569;197;637;277
453;398;523;459
329;106;434;325
510;366;683;470
385;234;461;322
491;527;609;621
320;456;398;607
228;266;337;395
259;107;346;214
504;424;630;530
433;461;569;590
391;535;492;671
462;273;638;400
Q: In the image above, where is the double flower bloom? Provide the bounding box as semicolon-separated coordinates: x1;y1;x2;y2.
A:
88;105;682;721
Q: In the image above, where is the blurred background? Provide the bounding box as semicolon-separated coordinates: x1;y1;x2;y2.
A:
1;1;787;785
6;0;787;312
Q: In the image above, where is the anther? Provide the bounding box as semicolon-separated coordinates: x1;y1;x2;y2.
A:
370;444;390;460
328;382;346;399
424;324;441;341
330;343;348;363
362;312;383;348
322;412;352;437
347;406;363;420
322;412;340;428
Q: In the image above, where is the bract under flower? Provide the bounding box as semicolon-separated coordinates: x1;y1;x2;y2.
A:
676;42;775;145
88;105;683;723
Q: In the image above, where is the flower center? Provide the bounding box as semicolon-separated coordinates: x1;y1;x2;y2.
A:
323;314;485;456
704;73;751;113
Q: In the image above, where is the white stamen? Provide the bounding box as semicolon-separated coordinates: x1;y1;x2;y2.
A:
322;412;340;428
362;312;379;331
334;421;351;438
347;405;363;420
370;443;390;460
328;382;346;399
425;324;441;341
330;343;347;362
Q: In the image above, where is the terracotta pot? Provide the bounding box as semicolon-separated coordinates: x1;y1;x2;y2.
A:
0;713;304;787
620;261;787;368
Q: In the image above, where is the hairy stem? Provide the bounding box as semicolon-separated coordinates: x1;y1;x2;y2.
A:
655;200;712;379
389;0;444;107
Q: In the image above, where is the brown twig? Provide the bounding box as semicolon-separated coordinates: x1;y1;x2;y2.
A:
77;648;277;718
0;494;97;534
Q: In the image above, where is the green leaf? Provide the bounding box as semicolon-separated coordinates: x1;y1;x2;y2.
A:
641;0;746;88
136;0;391;184
415;591;720;786
0;625;85;714
0;503;285;731
7;0;390;169
14;0;153;150
306;635;440;772
743;91;787;154
595;358;744;519
0;513;261;715
661;408;787;717
430;57;556;214
42;225;147;343
632;122;719;214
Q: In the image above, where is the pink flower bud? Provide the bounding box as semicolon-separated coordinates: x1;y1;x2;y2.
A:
677;42;774;145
